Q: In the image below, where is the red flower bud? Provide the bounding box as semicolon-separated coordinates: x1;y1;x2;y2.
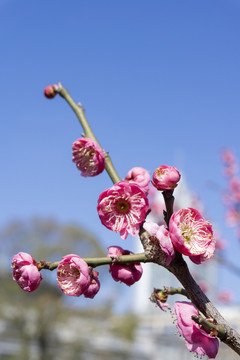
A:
44;85;58;99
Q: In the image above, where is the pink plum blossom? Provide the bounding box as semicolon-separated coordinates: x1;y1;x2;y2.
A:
152;165;181;191
169;208;215;263
197;280;209;293
143;222;175;265
72;137;105;177
83;270;100;299
174;301;219;358
12;252;42;292
217;290;233;304
97;181;149;240
125;167;151;195
107;246;143;286
221;149;235;164
57;254;91;296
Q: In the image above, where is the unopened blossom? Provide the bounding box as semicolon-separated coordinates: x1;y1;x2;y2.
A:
12;252;42;292
143;222;175;265
97;181;149;240
152;165;181;191
169;208;215;263
72;137;105;177
125;167;151;195
83;270;100;299
44;84;58;99
57;254;91;296
107;246;143;286
174;301;219;358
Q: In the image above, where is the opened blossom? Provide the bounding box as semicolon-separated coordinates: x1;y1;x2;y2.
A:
143;222;175;265
107;246;143;286
169;208;215;263
152;165;181;191
97;181;149;240
125;167;151;195
174;301;219;358
57;254;91;296
72;137;105;177
12;252;42;292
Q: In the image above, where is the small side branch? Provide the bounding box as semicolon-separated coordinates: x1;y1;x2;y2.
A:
38;253;149;271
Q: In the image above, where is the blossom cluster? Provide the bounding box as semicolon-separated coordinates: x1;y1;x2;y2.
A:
12;105;219;360
12;247;143;297
222;148;240;239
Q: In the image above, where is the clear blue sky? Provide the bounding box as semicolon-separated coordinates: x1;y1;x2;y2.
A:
1;0;240;304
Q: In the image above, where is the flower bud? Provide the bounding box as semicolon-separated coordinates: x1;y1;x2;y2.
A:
84;270;100;299
107;246;143;286
152;165;180;191
72;137;105;177
12;252;42;292
125;167;150;195
143;222;175;265
44;85;58;99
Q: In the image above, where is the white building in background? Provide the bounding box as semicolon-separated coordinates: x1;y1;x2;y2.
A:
133;176;218;314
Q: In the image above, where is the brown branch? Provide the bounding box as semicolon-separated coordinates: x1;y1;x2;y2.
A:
167;254;240;355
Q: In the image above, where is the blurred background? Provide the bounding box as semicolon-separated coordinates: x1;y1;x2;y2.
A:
0;0;240;358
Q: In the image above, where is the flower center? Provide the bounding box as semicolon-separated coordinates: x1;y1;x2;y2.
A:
116;200;130;213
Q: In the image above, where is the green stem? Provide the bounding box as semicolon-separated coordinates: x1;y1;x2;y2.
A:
166;286;189;298
57;83;121;184
39;252;149;271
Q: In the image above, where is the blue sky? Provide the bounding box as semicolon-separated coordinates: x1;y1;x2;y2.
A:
1;0;240;304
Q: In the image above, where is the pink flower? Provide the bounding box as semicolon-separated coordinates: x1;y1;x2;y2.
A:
174;301;219;358
57;254;91;296
143;222;175;265
12;252;42;292
197;280;209;293
221;149;235;164
44;84;58;99
169;208;215;263
97;181;149;240
83;270;100;299
72;137;105;177
217;290;233;304
107;246;143;286
125;167;151;195
152;165;181;191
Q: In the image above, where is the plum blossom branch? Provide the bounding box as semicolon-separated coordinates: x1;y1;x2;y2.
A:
138;189;240;355
56;83;121;184
40;85;240;356
168;254;240;355
38;252;149;271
